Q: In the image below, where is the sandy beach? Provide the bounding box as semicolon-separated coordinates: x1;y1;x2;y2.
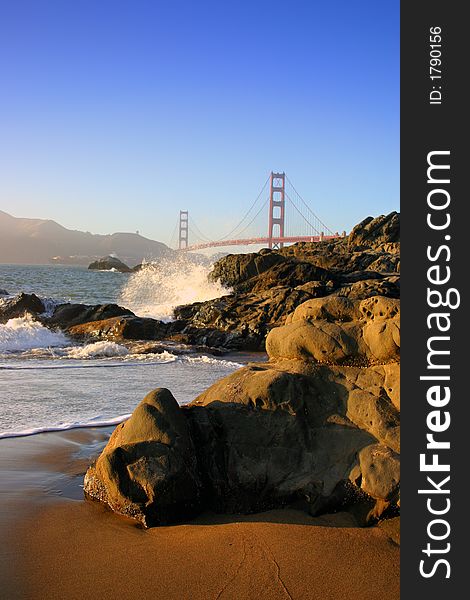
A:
0;427;399;600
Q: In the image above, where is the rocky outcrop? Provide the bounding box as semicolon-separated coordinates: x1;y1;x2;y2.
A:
210;213;399;291
0;293;45;323
85;289;400;526
169;212;400;349
88;256;133;272
331;276;400;300
209;250;334;293
173;285;322;350
0;293;135;333
278;212;400;274
348;213;400;249
0;288;9;296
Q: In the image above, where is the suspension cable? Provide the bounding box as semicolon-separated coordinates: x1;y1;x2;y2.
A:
169;219;179;249
286;175;335;235
188;216;213;242
217;174;271;241
285;192;322;235
232;197;270;239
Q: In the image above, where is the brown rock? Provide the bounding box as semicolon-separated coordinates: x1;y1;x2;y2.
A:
356;444;400;501
68;315;168;342
267;296;400;365
84;388;202;526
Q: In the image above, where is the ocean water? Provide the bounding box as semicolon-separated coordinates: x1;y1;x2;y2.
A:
0;260;257;438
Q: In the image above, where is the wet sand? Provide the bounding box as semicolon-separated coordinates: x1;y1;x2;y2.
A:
0;428;399;600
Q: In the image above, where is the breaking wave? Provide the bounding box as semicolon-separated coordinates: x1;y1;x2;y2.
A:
0;315;69;352
118;256;229;321
65;341;129;359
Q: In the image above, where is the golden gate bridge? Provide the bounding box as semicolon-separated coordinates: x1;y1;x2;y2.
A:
171;172;345;251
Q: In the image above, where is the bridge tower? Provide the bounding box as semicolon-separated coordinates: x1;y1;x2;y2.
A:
179;210;189;249
268;172;285;249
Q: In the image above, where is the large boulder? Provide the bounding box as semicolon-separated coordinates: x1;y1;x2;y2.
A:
209;250;287;289
188;359;398;515
88;256;132;272
210;251;334;294
85;359;399;525
84;388;202;526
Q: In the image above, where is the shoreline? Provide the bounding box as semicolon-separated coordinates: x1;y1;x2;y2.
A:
0;427;400;600
0;415;131;441
0;349;262;442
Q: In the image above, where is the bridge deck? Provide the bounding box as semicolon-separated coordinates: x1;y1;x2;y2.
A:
182;235;340;251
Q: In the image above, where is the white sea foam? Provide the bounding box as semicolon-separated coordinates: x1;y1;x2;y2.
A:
97;268;120;273
119;257;229;321
0;315;69;352
57;348;178;363
121;350;178;363
182;355;243;369
0;413;132;439
64;341;129;359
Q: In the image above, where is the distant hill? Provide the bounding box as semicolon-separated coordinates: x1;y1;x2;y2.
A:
0;210;173;266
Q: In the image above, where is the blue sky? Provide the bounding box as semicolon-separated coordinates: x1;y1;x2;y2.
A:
0;0;399;246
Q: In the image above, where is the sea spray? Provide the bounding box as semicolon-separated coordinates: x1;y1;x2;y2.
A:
0;315;69;352
118;256;229;321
